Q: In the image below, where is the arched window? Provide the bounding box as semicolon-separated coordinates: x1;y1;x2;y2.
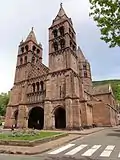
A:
32;45;36;51
21;47;24;53
37;49;40;54
25;45;29;51
60;39;65;48
84;71;87;78
20;57;23;65
80;109;81;115
53;42;58;51
70;40;72;47
40;81;44;91
59;26;64;36
73;45;76;51
60;86;62;98
72;32;74;38
32;56;35;63
52;29;58;37
83;64;87;70
69;28;71;33
24;56;27;63
32;83;35;92
36;82;40;92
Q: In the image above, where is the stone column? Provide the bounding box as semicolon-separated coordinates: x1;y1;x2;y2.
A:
81;102;87;127
72;99;81;130
65;98;73;130
17;105;28;128
65;71;72;98
65;70;73;130
44;100;53;130
4;106;13;128
52;115;55;129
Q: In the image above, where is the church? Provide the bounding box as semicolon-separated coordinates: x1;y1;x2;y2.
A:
4;4;118;130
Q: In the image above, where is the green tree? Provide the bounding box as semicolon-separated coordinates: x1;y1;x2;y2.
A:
89;0;120;47
0;92;9;116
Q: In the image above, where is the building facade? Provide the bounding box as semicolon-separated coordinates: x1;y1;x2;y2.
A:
4;4;118;130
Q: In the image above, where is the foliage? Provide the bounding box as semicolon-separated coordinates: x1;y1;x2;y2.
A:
0;120;2;126
0;92;9;116
0;130;62;141
93;79;120;101
89;0;120;47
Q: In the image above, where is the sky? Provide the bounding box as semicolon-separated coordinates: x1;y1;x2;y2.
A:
0;0;119;93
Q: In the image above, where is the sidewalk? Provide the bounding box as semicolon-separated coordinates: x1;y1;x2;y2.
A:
43;127;104;135
0;127;104;155
112;125;120;129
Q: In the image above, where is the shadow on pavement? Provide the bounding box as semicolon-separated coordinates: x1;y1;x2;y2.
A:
113;129;120;132
107;132;120;137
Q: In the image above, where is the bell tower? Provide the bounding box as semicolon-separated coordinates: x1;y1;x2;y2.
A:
49;3;78;73
14;27;43;84
44;4;81;130
77;46;92;91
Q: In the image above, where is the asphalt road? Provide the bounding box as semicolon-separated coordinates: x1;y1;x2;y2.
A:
0;127;120;160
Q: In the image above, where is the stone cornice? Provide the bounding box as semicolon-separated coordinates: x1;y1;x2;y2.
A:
22;102;44;105
49;47;77;59
19;39;42;49
48;68;79;78
7;105;19;107
45;96;80;102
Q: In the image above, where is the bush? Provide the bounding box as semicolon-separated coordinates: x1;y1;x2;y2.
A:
9;129;39;137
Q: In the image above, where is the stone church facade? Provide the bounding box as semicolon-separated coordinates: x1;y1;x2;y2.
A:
4;4;118;130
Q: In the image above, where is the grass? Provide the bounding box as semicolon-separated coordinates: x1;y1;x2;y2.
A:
0;131;62;141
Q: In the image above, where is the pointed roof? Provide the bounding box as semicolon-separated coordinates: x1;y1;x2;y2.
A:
25;27;37;43
54;3;68;21
92;84;112;95
57;3;66;17
50;3;73;27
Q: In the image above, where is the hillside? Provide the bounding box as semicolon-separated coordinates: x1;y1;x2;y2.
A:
93;80;120;102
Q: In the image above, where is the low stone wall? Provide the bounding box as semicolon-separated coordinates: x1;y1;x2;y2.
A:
0;133;68;147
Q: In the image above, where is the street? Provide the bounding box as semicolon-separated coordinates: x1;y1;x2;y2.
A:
0;127;120;160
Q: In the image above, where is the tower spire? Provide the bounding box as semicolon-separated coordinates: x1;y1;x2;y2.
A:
25;27;37;43
57;2;66;17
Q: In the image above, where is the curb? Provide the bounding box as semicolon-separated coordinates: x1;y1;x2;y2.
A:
0;133;68;147
65;128;104;135
0;128;104;155
0;135;81;155
79;128;104;135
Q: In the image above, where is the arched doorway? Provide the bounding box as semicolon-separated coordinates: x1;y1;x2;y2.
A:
28;107;44;130
14;110;18;128
54;107;66;129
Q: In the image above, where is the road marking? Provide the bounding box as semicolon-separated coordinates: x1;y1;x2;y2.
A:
48;144;75;155
65;144;88;155
100;145;115;157
82;145;101;157
118;152;120;158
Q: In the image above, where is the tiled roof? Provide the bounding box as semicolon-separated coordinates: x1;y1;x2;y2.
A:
92;84;111;95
